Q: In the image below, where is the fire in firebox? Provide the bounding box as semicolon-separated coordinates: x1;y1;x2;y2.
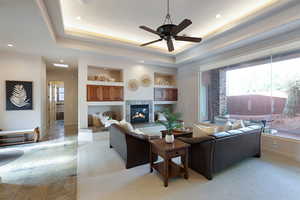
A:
132;112;146;120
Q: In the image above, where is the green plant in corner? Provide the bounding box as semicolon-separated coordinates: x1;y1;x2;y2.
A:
156;108;183;135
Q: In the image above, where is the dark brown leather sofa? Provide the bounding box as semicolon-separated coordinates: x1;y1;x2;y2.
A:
178;125;262;180
109;124;158;169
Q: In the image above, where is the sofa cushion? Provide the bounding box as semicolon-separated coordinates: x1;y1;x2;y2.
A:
238;127;258;134
248;125;263;130
226;129;243;135
211;131;231;138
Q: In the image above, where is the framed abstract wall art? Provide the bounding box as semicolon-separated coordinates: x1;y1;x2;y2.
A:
6;81;33;110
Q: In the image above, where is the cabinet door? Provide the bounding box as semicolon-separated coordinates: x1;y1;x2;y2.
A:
110;86;124;101
87;85;103;101
102;86;124;101
154;88;178;101
169;88;178;101
87;85;99;101
154;88;164;101
102;86;111;101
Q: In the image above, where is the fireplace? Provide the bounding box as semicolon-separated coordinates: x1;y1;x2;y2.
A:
126;100;153;123
130;104;149;124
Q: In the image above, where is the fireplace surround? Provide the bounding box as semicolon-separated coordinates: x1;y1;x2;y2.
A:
126;100;153;123
130;104;149;123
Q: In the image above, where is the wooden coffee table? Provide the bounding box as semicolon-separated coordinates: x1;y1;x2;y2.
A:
149;139;190;187
161;128;193;138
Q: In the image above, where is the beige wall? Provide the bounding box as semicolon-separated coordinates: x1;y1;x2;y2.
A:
0;51;46;135
177;68;200;126
47;68;78;126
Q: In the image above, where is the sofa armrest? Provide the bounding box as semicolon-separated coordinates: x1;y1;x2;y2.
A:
127;132;149;141
178;136;213;144
179;135;214;180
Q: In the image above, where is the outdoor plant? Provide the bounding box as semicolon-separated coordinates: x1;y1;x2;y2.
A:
156;108;183;135
283;80;300;118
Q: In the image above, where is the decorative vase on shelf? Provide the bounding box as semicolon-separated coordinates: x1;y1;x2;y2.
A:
165;133;174;143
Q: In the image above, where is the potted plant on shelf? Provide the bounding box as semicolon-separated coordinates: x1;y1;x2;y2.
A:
156;109;183;143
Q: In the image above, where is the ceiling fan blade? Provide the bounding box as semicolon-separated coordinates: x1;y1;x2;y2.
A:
139;26;161;36
140;39;163;46
174;36;202;43
172;19;192;35
167;38;174;52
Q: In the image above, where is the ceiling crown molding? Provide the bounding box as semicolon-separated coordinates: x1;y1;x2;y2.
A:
35;0;57;42
37;0;300;68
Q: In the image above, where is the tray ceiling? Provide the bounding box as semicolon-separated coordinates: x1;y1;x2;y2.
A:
60;0;279;54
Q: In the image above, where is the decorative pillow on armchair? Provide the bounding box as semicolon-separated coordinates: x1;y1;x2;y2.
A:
119;120;134;132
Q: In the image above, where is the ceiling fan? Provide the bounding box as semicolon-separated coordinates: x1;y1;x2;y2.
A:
139;0;202;52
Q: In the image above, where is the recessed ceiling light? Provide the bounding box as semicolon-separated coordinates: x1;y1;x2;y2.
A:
216;14;222;19
76;16;81;20
7;44;13;47
53;63;69;68
60;59;64;63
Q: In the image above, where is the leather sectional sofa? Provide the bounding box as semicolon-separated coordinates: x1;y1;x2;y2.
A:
109;124;159;169
178;125;262;180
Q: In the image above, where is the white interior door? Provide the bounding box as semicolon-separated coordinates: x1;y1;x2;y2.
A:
48;82;57;127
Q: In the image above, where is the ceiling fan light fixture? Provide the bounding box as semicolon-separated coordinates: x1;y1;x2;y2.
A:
139;0;202;52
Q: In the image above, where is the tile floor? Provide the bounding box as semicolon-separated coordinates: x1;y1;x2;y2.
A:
0;123;77;200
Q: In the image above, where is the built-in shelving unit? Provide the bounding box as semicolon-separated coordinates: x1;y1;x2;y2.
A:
154;72;176;87
87;101;125;106
153;72;178;121
88;66;123;83
86;66;125;103
87;80;124;87
154;72;178;102
154;101;177;105
154;85;177;89
86;66;125;130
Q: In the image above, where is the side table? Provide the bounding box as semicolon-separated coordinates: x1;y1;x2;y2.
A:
161;128;193;138
149;139;190;187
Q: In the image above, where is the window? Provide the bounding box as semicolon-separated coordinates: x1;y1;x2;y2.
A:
201;55;300;140
57;87;64;102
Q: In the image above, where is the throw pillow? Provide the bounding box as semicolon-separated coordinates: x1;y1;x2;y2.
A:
193;124;217;137
224;121;232;131
92;114;102;127
232;120;245;130
157;112;167;121
119;120;134;132
98;112;110;126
